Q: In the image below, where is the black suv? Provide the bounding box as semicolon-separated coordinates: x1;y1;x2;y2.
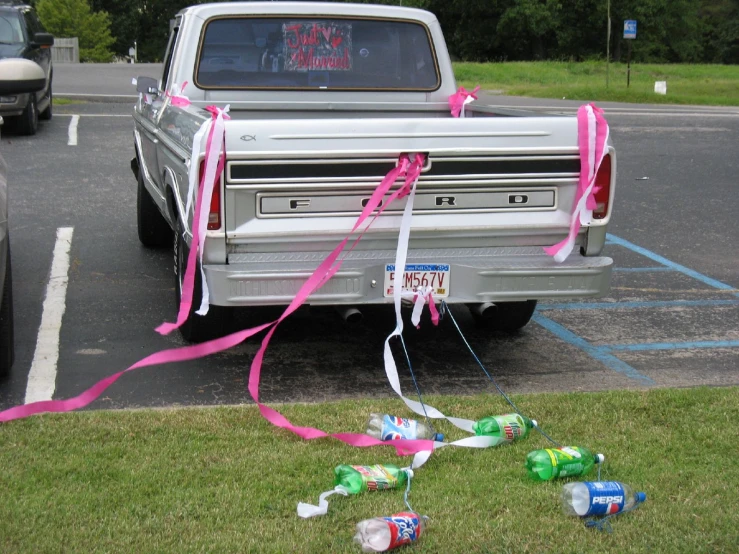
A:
0;0;53;135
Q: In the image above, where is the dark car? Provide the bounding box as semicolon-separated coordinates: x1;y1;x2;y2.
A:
0;0;52;135
0;58;46;374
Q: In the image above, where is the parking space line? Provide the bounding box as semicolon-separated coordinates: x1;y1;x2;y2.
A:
67;115;79;146
24;227;74;404
531;314;655;385
607;234;737;293
538;299;739;311
606;340;739;352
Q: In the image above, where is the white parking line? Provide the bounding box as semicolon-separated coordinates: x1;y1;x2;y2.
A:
67;115;79;146
24;227;74;404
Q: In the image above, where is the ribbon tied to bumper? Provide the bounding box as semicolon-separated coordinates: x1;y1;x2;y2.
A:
449;85;480;118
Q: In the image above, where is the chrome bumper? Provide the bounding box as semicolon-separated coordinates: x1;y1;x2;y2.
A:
204;246;612;307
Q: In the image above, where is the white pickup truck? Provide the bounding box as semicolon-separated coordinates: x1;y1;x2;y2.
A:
131;1;615;342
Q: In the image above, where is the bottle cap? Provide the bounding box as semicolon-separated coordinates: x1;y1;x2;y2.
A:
530;419;538;428
636;492;647;503
595;453;605;464
433;433;445;442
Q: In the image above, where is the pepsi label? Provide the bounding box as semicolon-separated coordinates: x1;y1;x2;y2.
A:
586;481;625;515
381;415;418;441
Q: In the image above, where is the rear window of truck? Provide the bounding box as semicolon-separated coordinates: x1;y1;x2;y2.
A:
195;16;439;91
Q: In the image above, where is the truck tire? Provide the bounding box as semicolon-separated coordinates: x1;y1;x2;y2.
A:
137;168;172;248
16;94;38;136
173;218;231;343
39;81;52;121
0;244;15;376
472;300;537;332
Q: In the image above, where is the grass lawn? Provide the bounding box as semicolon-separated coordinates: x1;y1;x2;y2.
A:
1;386;737;553
454;61;739;106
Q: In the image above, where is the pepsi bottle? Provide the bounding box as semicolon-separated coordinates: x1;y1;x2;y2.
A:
367;413;444;442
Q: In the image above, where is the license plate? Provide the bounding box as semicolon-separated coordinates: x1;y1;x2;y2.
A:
384;264;450;298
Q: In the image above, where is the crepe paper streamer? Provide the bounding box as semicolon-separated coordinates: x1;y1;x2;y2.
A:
378;161;504;441
156;105;230;334
166;81;191;108
544;104;609;262
297;485;350;518
449;85;480;118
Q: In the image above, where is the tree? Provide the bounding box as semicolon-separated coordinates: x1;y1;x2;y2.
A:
37;0;115;63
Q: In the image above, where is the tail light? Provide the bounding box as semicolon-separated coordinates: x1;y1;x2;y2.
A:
592;153;612;220
199;160;222;230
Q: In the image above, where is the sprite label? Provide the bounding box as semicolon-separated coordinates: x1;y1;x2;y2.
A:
351;465;398;491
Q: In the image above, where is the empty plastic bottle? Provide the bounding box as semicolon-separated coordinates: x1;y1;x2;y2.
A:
354;512;425;552
334;464;409;494
562;481;646;517
525;446;604;481
367;413;444;442
472;413;536;441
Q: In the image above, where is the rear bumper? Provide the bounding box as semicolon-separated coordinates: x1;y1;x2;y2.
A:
204;246;612;307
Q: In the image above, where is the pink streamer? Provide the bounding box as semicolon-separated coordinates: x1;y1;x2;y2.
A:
156;106;227;335
544;104;609;261
166;81;191;107
1;154;436;457
449;85;480;118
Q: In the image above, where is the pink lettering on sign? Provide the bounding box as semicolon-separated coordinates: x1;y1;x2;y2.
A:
283;21;353;72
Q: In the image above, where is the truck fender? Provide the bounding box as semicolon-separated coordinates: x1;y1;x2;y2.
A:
162;166;188;236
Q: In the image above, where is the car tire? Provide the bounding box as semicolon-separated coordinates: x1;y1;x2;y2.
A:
39;81;52;121
137;165;172;248
0;243;15;376
472;300;538;332
173;218;231;343
16;94;38;136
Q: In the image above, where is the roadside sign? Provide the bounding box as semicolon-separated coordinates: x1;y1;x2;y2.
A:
624;20;637;40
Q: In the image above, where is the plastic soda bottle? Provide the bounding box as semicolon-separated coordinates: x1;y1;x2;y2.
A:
334;464;409;494
354;512;425;552
472;413;536;441
367;413;444;442
525;446;604;481
562;481;646;516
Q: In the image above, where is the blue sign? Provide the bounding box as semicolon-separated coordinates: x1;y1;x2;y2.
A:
624;20;637;39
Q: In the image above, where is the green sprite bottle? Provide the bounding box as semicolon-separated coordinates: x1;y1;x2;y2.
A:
525;446;604;481
472;413;536;442
334;464;409;494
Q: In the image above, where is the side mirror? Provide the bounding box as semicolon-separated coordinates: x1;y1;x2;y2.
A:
0;58;46;95
135;76;159;95
33;33;54;47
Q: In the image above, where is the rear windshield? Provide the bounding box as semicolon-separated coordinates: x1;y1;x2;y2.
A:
195;17;439;91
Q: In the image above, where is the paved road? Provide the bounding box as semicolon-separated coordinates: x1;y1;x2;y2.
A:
0;65;736;414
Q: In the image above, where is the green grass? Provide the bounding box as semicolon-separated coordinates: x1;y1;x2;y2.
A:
1;387;738;553
454;61;739;106
53;98;82;106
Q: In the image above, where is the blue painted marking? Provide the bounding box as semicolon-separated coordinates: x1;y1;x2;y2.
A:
537;299;739;311
613;267;675;273
532;314;655;385
607;234;737;292
607;340;739;352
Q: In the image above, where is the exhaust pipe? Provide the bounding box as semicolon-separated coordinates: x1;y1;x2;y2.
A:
468;302;497;320
336;306;363;324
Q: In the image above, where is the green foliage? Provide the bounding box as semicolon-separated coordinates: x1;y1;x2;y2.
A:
37;0;115;62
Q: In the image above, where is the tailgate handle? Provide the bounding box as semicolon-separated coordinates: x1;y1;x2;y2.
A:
509;194;529;205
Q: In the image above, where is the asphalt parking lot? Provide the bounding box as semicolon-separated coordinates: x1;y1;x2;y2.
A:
0;65;736;414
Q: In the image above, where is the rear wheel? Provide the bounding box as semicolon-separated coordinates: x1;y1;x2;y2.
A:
16;94;38;136
137;164;172;248
472;300;537;332
0;244;15;376
174;218;231;343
